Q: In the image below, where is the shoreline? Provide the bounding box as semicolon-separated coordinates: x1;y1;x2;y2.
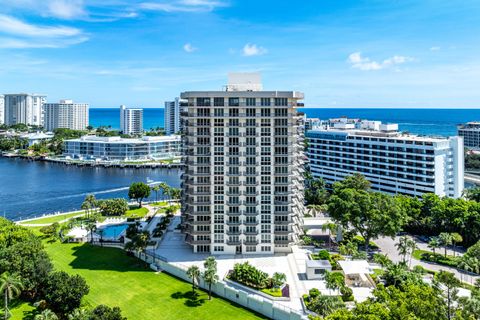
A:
1;153;184;169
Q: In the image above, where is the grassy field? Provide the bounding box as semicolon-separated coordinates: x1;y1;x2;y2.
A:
124;206;149;218
18;211;85;225
11;239;266;320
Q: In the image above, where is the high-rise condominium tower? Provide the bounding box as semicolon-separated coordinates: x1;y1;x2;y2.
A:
44;100;89;131
120;105;143;135
0;95;4;125
181;73;305;254
164;97;184;135
4;94;46;126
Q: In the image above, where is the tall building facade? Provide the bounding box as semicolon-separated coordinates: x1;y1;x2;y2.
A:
0;95;4;125
180;75;305;254
164;98;183;135
458;122;480;149
44;100;89;131
120;105;143;135
306;118;464;198
4;94;46;126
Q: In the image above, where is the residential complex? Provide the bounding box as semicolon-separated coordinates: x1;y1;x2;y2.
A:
165;98;186;135
458;122;480;149
4;93;46;126
0;95;4;125
180;73;305;254
120;105;143;135
44;99;89;131
63;135;181;161
306;118;464;198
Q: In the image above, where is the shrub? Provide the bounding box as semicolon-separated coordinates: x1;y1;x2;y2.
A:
98;198;129;216
317;249;331;260
309;288;321;299
340;286;354;302
329;254;345;270
229;262;269;289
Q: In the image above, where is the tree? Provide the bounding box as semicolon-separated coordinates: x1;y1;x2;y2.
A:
435;271;460;320
307;295;345;317
333;173;371;192
439;232;453;257
90;305;127;320
464;186;480;202
395;235;417;266
98;199;128;216
451;232;463;258
325;271;345;293
186;265;201;293
42;271;90;316
271;272;286;291
321;222;337;248
328;188;407;254
0;272;23;320
34;309;59;320
373;253;392;268
128;182;151;207
159;183;171;200
428;237;441;256
304;175;329;206
203;257;219;300
170;188;181;200
39;223;60;240
68;308;90;320
151;185;160;202
307;204;327;218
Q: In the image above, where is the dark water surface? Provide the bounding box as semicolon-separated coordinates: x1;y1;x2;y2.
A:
0;157;181;220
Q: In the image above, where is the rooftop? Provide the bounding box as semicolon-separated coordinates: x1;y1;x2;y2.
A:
66;135;180;144
306;260;331;268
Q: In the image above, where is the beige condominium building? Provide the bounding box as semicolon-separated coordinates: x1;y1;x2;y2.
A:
180;73;305;254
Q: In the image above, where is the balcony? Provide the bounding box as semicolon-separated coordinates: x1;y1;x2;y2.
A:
243;239;259;245
227;239;241;245
226;230;241;236
244;230;258;236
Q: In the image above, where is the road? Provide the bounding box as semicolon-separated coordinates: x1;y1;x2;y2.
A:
376;236;479;285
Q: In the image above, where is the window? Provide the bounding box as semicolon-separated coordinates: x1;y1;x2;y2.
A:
261;246;271;252
246;246;256;252
260;98;271;106
246;97;256;106
214;97;224;107
214;246;224;252
274;98;288;106
196;97;211;106
314;269;325;275
228;97;240;106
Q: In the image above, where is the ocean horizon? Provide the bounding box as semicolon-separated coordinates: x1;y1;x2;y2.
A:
90;107;480;137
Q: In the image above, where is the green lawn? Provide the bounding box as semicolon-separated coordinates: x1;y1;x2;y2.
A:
11;239;265;320
125;206;149;218
19;211;85;225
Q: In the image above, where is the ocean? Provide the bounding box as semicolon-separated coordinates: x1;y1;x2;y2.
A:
90;108;480;137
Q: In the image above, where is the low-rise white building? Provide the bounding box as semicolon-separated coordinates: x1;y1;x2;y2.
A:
63;135;181;161
306;118;464;198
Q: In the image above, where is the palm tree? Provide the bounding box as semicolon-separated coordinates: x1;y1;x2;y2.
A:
0;272;23;320
186;265;201;293
202;269;219;300
324;271;344;293
137;231;151;261
170;188;181;201
151;185;160;203
451;233;463;258
373;253;392;268
439;232;453;257
271;272;287;291
34;309;58;320
428;237;441;256
396;235;410;264
321;222;337;248
159;183;170;201
307;204;327;218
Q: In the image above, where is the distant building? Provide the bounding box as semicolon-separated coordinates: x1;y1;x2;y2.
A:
44;99;89;131
4;94;46;126
0;95;4;125
64;135;181;161
20;132;54;146
120;105;143;135
164;98;187;135
458;122;480;150
306;118;464;198
304;117;321;131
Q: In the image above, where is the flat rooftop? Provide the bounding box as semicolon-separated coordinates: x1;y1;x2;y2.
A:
180;91;304;99
66;135;181;144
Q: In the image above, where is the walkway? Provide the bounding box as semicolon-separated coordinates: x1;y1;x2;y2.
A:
376;236;479;285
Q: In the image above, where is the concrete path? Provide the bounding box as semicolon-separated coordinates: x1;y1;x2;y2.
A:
376;236;479;285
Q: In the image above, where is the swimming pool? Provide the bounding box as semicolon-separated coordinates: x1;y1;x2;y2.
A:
97;224;128;239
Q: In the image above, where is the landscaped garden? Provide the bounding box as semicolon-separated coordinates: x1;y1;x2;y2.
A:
6;221;266;319
227;262;289;298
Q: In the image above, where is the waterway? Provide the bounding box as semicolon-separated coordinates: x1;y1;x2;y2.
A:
0;157;181;221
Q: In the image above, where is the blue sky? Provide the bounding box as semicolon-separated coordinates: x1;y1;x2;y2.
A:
1;0;480;108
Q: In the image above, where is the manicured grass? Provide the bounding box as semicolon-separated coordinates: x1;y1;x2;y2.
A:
260;288;283;297
9;300;36;319
413;249;458;268
125;206;149;218
151;201;169;207
12;239;266;320
19;211;85;225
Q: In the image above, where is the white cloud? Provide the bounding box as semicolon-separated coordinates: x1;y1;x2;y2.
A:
242;43;267;57
347;52;413;71
0;36;88;49
140;0;227;12
0;14;82;37
47;0;86;19
430;46;441;51
183;43;197;52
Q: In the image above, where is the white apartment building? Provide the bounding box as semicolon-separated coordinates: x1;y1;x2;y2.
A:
165;98;186;135
44;99;89;131
4;94;46;126
64;135;181;161
0;95;4;125
120;105;143;135
180;73;305;255
306;118;464;198
458;122;480;150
